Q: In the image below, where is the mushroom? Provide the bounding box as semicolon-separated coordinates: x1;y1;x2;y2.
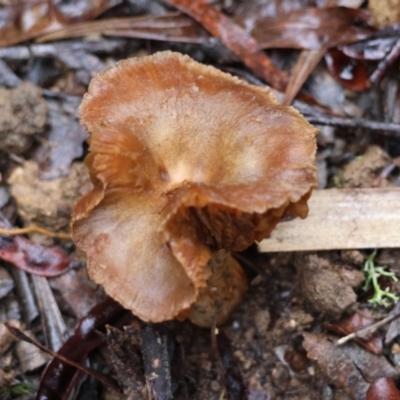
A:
187;250;248;327
72;51;317;325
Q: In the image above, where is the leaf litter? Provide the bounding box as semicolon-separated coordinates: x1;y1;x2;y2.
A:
0;1;400;399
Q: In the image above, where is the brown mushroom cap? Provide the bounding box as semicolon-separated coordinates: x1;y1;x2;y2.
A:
72;51;317;323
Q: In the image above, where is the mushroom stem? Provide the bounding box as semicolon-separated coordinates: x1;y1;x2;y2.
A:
188;250;248;328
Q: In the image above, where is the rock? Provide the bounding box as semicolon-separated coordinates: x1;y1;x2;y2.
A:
9;161;92;231
0;82;47;154
295;254;360;319
335;145;392;188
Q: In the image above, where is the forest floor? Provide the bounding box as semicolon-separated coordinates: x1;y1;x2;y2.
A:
1;1;400;399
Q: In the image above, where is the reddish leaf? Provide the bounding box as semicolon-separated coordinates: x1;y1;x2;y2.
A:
324;310;383;355
36;297;132;400
166;0;288;91
252;7;375;50
325;48;369;91
342;26;400;84
0;234;71;277
367;378;400;400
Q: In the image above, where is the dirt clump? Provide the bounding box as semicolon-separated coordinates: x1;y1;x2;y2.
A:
294;254;365;319
335;145;392;188
0;82;47;155
8;161;92;231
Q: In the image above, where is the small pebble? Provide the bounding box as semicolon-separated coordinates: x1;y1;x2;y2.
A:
391;343;400;354
211;380;221;392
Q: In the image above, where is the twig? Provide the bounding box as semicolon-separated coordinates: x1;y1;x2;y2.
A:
337;309;400;345
370;37;400;84
140;325;172;400
305;115;400;136
0;226;71;240
32;274;68;351
283;49;326;105
5;322;122;394
211;317;226;392
10;268;39;325
0;39;127;61
0;212;39;324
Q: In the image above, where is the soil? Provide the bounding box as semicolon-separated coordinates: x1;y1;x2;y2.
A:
1;1;400;400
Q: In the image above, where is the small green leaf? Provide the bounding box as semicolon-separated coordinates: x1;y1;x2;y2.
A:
362;250;399;308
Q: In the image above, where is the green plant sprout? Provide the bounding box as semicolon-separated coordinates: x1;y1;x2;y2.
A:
363;250;399;307
0;382;33;399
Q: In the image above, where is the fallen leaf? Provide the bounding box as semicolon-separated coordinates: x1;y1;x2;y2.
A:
36;297;131;400
325;48;369;91
304;333;398;399
166;0;289;91
0;228;71;277
366;378;400;400
0;0;122;47
324;309;383;354
252;7;375;50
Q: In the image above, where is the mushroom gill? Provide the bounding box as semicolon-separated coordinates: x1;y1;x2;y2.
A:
72;51;318;324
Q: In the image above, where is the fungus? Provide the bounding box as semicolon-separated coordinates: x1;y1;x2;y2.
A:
72;51;317;325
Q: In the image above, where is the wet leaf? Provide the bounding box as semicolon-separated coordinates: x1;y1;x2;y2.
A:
252;7;375;50
36;297;131;400
6;321;121;394
166;0;289;91
366;378;400;400
324;310;383;354
0;229;71;277
0;0;122;47
325;48;369;91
